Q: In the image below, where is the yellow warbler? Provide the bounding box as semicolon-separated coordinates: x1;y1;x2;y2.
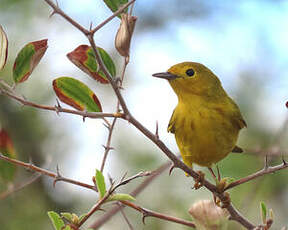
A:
153;62;246;169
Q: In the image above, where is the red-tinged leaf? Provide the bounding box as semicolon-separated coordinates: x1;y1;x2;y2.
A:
103;0;128;18
53;77;102;112
13;39;48;83
0;129;17;182
67;45;116;84
0;25;8;71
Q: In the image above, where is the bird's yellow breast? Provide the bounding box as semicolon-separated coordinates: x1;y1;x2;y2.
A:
169;98;241;167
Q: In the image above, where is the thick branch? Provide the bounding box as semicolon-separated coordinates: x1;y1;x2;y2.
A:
225;162;288;191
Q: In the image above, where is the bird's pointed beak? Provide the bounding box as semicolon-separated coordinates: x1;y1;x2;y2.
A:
152;72;178;80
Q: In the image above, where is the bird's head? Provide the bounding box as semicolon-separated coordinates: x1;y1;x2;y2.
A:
153;62;223;100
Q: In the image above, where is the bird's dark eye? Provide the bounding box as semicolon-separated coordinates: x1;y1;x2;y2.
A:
186;68;195;77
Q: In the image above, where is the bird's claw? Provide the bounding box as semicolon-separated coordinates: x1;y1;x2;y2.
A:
193;170;205;189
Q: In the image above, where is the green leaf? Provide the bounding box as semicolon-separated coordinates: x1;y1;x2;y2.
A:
67;45;116;84
0;25;8;71
103;0;128;18
95;169;106;198
60;212;73;222
260;201;267;224
47;211;65;230
107;193;135;202
62;226;72;230
53;77;102;112
0;129;17;182
13;39;48;83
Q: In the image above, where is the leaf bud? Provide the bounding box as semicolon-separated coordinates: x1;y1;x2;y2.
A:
189;200;229;230
115;13;137;57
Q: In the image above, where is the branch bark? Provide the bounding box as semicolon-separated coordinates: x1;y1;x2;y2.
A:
0;154;97;191
225;161;288;191
0;88;122;119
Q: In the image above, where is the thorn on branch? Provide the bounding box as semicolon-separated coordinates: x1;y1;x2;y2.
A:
264;155;269;170
55;99;61;115
26;157;34;173
168;163;176;175
102;145;114;151
53;165;62;187
49;10;57;18
141;210;149;225
108;173;113;186
155;121;159;140
120;171;128;183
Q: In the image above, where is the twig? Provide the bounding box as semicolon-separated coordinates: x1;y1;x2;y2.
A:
119;206;134;230
225;161;288;191
91;0;136;34
100;50;131;172
78;192;111;227
44;0;90;35
79;171;151;227
0;89;123;119
0;154;97;191
120;200;196;228
90;161;171;228
112;171;152;193
0;173;41;200
100;117;117;172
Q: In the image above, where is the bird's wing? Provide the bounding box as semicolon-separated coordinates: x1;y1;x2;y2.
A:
227;97;247;130
167;109;176;133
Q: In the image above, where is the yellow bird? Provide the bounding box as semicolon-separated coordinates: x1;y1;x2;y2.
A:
153;62;246;171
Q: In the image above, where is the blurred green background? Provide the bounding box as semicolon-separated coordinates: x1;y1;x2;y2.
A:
0;0;288;229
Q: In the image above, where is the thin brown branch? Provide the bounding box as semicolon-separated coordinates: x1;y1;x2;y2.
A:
78;192;111;227
91;0;136;34
225;162;288;191
100;117;117;172
90;161;171;229
121;200;196;228
0;89;123;119
0;154;96;191
44;0;90;35
0;173;41;200
112;171;152;193
119;206;134;230
100;51;130;172
79;171;151;227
